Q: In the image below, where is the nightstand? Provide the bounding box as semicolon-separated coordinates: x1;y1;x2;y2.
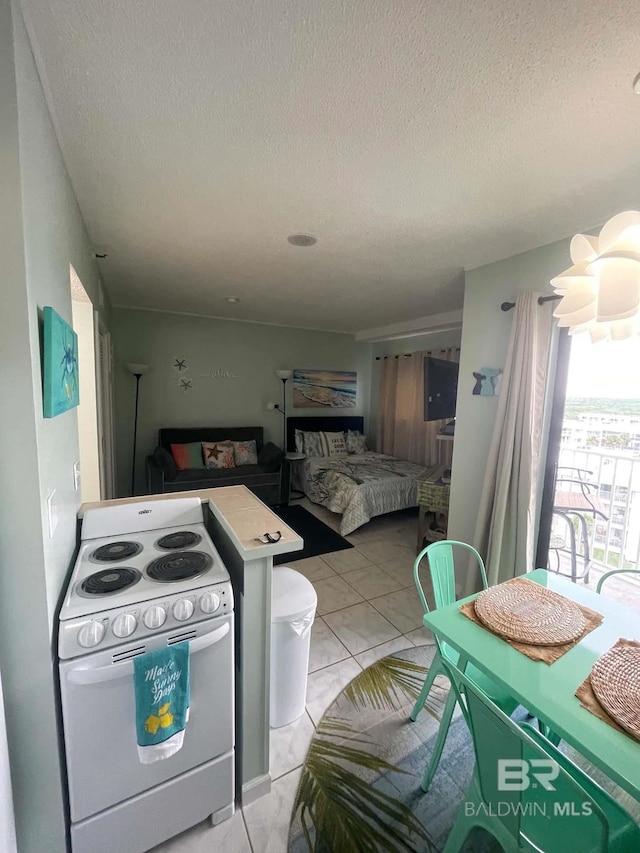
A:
416;466;451;553
285;453;306;502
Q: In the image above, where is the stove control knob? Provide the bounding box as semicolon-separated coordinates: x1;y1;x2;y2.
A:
78;620;106;648
199;591;220;614
172;599;194;622
143;605;167;630
112;612;137;638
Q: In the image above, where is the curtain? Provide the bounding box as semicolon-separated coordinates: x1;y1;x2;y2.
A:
472;292;553;589
377;348;458;466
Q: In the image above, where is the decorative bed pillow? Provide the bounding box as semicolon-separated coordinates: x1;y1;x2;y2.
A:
202;441;236;469
231;439;258;466
299;431;323;458
319;431;347;456
294;429;305;454
170;442;205;470
346;430;367;454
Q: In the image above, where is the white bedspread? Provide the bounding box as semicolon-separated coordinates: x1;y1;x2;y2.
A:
299;452;429;535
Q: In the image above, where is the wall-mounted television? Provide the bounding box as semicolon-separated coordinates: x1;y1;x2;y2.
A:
424;356;459;422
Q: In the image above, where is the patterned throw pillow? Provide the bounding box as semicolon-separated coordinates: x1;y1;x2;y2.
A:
319;431;347;456
346;430;367;454
202;441;235;469
170;442;205;470
299;431;323;458
232;439;258;466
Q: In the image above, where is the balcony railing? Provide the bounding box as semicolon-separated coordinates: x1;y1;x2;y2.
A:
549;446;640;606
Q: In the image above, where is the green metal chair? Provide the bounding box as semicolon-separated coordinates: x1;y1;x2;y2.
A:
441;657;640;852
410;540;519;792
596;569;640;594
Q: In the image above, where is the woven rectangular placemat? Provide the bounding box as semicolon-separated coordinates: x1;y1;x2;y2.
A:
576;639;640;741
460;581;603;664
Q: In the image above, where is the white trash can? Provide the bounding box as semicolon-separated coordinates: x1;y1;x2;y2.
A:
270;566;317;728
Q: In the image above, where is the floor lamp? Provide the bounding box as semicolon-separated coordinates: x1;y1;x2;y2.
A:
270;369;292;450
127;363;148;495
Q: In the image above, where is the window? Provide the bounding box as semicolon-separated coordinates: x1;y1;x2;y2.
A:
614;486;629;502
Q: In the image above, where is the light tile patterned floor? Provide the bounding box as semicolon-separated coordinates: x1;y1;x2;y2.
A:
158;500;426;853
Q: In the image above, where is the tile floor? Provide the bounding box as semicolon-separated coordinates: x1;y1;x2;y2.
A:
158;500;427;853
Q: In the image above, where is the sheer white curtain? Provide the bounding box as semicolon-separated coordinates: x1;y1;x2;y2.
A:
377;349;458;465
472;293;554;588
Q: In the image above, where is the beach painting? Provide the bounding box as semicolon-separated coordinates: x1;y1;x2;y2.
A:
293;369;357;408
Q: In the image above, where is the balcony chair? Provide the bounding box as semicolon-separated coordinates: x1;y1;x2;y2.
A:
549;466;608;584
440;657;640;853
596;569;640;594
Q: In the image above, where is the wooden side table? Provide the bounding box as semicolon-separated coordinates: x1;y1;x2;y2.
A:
416;468;451;554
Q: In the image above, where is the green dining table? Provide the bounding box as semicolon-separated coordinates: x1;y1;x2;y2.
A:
422;568;640;801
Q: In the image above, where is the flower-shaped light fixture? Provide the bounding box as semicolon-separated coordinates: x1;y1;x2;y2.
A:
551;210;640;342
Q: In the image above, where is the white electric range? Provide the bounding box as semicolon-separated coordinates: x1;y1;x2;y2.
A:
58;497;235;853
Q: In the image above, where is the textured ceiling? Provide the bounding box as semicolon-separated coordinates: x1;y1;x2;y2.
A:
21;0;640;332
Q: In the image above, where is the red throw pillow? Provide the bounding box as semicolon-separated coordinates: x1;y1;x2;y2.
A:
170;442;204;470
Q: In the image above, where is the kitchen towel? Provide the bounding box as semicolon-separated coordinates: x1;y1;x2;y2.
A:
133;642;190;764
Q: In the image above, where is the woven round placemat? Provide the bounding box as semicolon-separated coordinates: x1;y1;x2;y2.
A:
590;643;640;740
473;581;586;646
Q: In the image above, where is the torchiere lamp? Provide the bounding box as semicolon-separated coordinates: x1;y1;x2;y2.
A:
126;362;148;495
267;369;292;450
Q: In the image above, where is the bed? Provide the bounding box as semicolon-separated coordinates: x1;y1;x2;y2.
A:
286;416;430;535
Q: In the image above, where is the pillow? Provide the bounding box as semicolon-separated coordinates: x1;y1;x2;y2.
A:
153;446;178;481
232;439;258;466
202;441;235;469
258;441;285;472
346;430;367;454
319;431;347;456
294;429;305;454
170;442;205;470
300;431;323;458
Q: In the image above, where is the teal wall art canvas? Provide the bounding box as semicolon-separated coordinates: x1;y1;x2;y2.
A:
43;306;79;417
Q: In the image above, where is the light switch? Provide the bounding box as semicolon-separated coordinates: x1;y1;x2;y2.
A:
73;460;81;491
47;489;58;538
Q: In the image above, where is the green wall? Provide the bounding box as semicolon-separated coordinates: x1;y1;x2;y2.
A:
448;239;570;551
0;2;106;849
111;308;372;495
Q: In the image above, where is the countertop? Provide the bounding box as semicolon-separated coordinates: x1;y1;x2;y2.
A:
79;486;304;561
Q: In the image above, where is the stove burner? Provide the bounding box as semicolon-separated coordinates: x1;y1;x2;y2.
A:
146;551;212;583
91;541;142;562
156;531;202;551
79;567;142;597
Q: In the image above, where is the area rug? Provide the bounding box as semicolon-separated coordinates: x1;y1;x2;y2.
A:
274;505;353;565
287;646;640;853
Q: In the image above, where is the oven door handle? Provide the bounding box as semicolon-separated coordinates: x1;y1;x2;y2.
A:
66;621;230;686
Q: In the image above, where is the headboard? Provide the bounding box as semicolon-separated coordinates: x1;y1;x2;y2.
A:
286;416;364;452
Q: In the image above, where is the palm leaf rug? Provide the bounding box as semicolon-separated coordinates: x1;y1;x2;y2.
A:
287;646;640;853
287;646;480;852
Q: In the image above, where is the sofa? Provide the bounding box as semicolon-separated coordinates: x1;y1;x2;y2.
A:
145;426;286;505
